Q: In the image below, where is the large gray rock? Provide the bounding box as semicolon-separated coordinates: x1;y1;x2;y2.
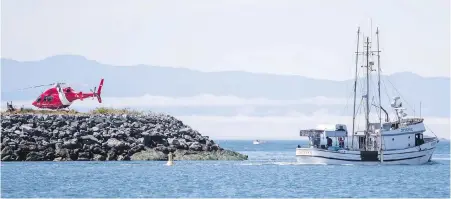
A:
62;139;79;149
25;152;45;161
93;154;106;161
189;142;203;151
173;149;248;160
1;146;13;158
80;135;100;145
106;138;126;148
130;148;167;161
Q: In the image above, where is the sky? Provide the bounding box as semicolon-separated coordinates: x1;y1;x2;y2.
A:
1;0;450;140
1;0;450;80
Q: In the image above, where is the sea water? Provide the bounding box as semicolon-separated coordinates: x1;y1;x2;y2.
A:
1;140;449;198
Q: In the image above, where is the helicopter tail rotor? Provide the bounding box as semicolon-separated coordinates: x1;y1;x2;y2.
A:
90;79;104;103
96;79;104;103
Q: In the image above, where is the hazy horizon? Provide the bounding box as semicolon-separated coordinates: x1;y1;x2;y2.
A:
2;54;450;80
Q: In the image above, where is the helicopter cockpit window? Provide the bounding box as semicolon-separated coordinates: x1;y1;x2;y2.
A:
44;96;54;102
36;97;41;102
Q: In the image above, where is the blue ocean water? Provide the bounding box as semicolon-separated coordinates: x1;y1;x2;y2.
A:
1;140;450;198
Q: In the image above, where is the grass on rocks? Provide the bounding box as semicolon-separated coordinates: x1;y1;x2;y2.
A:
88;107;143;115
1;107;145;116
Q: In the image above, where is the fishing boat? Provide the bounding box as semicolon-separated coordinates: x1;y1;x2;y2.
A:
295;27;439;165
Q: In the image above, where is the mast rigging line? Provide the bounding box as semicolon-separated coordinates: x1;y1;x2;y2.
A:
380;72;415;112
424;124;439;139
341;82;355;116
342;66;364;116
380;79;393;107
370;76;383;120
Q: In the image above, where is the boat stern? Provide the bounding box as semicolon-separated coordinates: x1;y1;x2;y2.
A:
296;147;313;156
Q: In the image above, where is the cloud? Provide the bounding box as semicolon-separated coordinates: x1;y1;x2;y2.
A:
2;95;448;140
1;94;348;109
90;94;348;107
178;113;450;140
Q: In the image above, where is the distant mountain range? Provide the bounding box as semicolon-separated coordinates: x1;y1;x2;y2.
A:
1;55;449;117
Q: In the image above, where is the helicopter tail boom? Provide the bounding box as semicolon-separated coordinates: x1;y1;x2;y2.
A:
77;79;104;103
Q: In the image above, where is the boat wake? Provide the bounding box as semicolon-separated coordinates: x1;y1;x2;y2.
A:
431;157;450;161
239;162;354;166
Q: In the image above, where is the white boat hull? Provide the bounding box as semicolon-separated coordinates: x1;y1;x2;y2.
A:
296;139;438;165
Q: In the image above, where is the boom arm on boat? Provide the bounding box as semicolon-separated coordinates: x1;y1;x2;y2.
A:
371;103;389;122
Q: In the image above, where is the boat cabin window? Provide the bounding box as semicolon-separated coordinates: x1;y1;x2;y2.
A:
391;122;400;130
382;123;391;131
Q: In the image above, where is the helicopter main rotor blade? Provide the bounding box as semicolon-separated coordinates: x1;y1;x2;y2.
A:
18;83;55;91
5;81;89;93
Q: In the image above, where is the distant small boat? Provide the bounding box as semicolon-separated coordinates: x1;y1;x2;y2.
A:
253;140;262;145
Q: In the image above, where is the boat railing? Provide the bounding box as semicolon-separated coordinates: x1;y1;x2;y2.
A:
296;145;312;149
401;118;424;124
424;137;438;143
299;129;324;137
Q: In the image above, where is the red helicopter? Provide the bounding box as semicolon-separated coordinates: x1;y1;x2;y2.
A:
19;79;105;110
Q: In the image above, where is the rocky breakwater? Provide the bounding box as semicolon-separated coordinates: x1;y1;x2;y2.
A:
0;112;248;161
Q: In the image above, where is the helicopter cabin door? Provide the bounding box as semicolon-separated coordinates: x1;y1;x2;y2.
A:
41;95;54;107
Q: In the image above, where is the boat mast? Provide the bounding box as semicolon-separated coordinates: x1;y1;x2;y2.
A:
376;27;383;162
351;27;360;149
376;28;382;132
365;36;370;151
